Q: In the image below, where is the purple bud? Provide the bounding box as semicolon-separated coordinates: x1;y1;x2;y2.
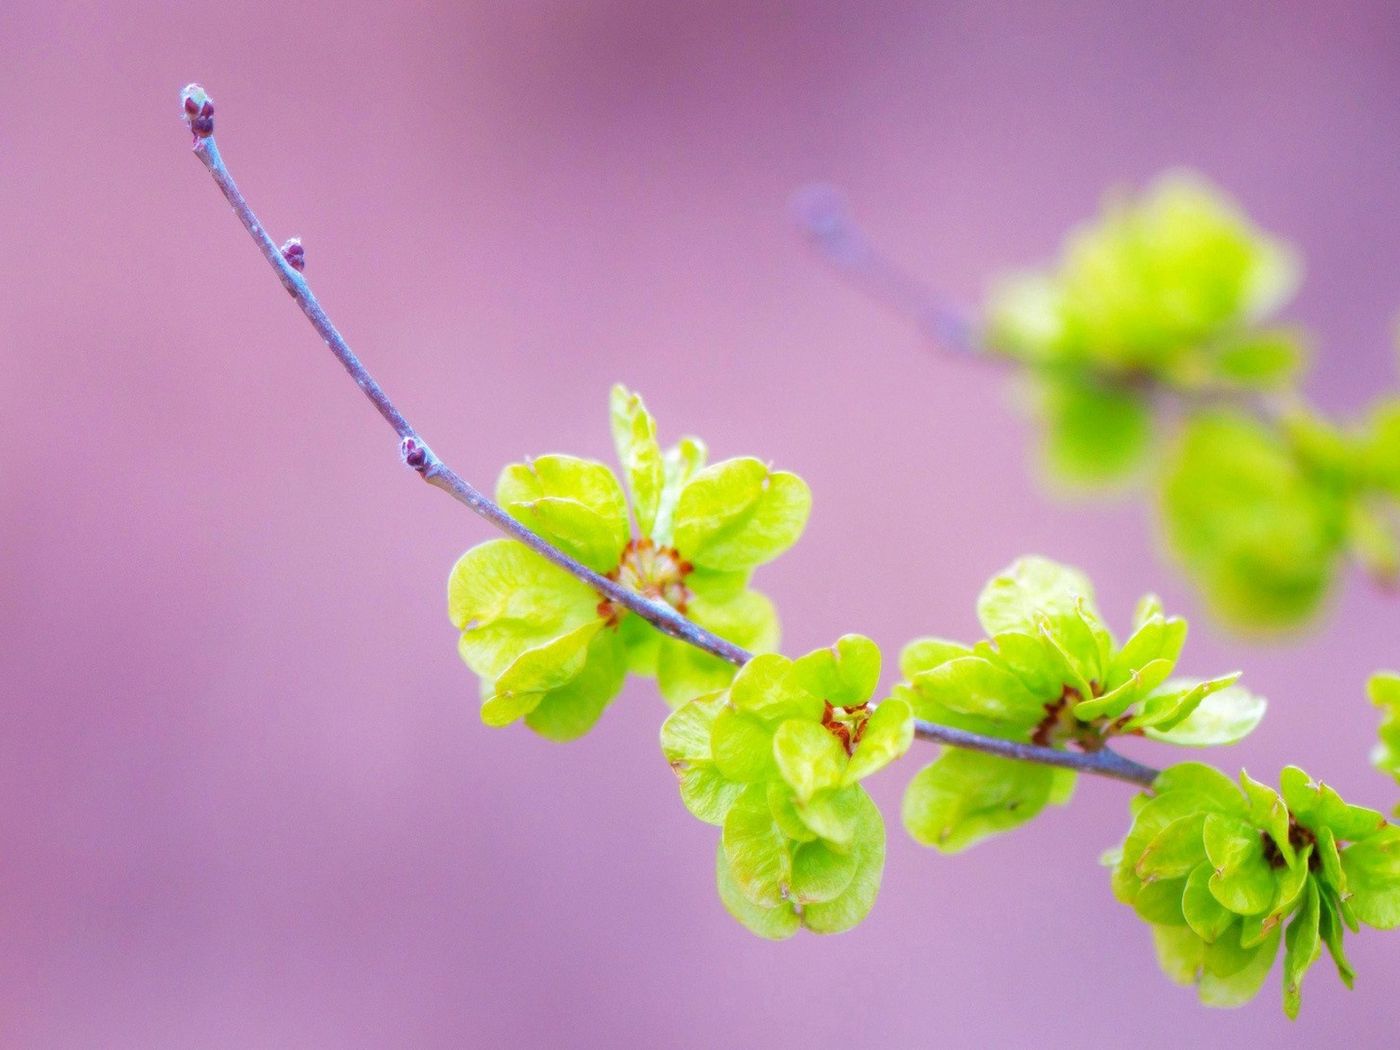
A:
280;238;306;272
181;84;215;139
401;437;430;471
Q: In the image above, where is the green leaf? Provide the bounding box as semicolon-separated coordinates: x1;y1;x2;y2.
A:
1128;876;1191;926
790;634;881;706
617;614;662;676
721;784;792;908
523;626;628;741
481;620;603;728
1202;813;1277;916
1314;825;1344;893
767;782;818;843
1072;658;1175;721
652;436;707;547
711;708;778;783
795;783;864;850
1037;374;1153;485
1150;923;1207;987
726;652;822;723
448;539;600;679
1120;792;1224;882
1238;770;1292;866
1135;813;1208;881
1369;672;1400;799
1143;684;1266;747
1198;927;1281;1008
1182;863;1234;943
1034;618;1096;700
609;385;664;536
801;789;886;934
655;588;779;705
1345;500;1400;584
1159;412;1345;631
1340;826;1400;929
1125;673;1242;733
660;694;722;765
1282;878;1322;1019
985;172;1299;389
1153;917;1283;1008
1362;397;1400;497
979;632;1065;699
1212;328;1307;388
902;750;1060;853
976;556;1098;642
1279;766;1389;843
1317;888;1356;989
844;699;914;783
662;696;744;824
1153;762;1248;815
715;841;799;940
1105;614;1187;692
899;637;974;679
772;719;847;802
678;764;746;826
672;457;811;571
789;839;857;905
1132;593;1165;630
908;656;1045;727
496;454;630;572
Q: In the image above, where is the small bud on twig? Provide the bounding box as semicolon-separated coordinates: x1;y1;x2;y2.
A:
281;238;306;272
181;83;215;142
400;436;432;473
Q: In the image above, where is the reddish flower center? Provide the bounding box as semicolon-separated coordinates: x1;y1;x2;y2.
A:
598;538;694;625
822;701;872;756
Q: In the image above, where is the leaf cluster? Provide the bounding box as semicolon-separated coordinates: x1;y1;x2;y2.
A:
1108;762;1400;1016
986;173;1304;484
661;636;914;937
1371;672;1400;815
447;386;810;739
1161;405;1400;629
896;557;1263;851
982;173;1400;631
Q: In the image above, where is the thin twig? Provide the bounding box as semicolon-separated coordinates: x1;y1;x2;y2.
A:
913;721;1159;787
182;85;1160;791
791;183;1293;418
790;184;981;356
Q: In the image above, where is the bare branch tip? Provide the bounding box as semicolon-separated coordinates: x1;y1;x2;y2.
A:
788;183;851;240
181;83;215;142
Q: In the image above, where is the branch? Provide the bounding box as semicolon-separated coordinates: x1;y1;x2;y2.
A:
791;183;1289;422
181;84;1161;791
790;184;981;357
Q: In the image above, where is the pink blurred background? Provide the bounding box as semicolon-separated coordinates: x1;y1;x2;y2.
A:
4;1;1399;1046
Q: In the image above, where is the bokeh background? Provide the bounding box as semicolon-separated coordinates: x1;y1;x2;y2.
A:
4;1;1399;1046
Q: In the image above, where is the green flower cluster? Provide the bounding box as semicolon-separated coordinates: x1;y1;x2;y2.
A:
448;386;810;740
1160;402;1400;630
1108;762;1400;1016
977;170;1400;630
661;636;914;938
896;557;1263;852
984;173;1304;484
1371;672;1400;815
